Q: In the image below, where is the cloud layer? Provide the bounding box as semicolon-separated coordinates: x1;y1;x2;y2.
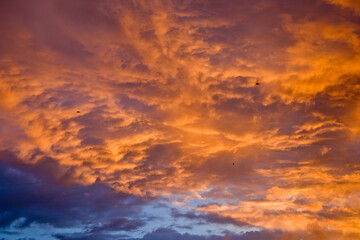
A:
0;0;359;239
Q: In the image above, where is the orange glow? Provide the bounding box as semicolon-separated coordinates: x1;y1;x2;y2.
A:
0;0;359;239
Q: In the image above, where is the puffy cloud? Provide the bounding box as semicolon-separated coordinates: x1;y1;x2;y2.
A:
0;0;359;239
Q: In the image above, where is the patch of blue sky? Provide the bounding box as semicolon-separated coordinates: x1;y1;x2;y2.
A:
135;199;260;238
0;222;83;240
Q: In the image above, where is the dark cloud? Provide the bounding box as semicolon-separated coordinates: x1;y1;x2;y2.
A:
54;0;120;30
53;232;130;240
0;0;122;66
0;150;146;230
130;228;282;240
53;218;144;240
171;209;249;227
132;228;211;240
141;143;181;170
117;94;156;113
64;108;124;147
22;84;92;110
310;74;360;119
80;137;106;147
128;227;359;240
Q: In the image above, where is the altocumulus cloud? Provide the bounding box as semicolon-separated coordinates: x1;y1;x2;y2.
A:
0;0;360;239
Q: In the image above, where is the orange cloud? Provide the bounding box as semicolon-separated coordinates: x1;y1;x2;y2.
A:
0;0;359;239
326;0;360;14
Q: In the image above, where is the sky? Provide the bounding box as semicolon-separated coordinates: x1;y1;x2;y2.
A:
0;0;360;239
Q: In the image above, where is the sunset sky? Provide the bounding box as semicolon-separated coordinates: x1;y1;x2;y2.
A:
0;0;360;239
